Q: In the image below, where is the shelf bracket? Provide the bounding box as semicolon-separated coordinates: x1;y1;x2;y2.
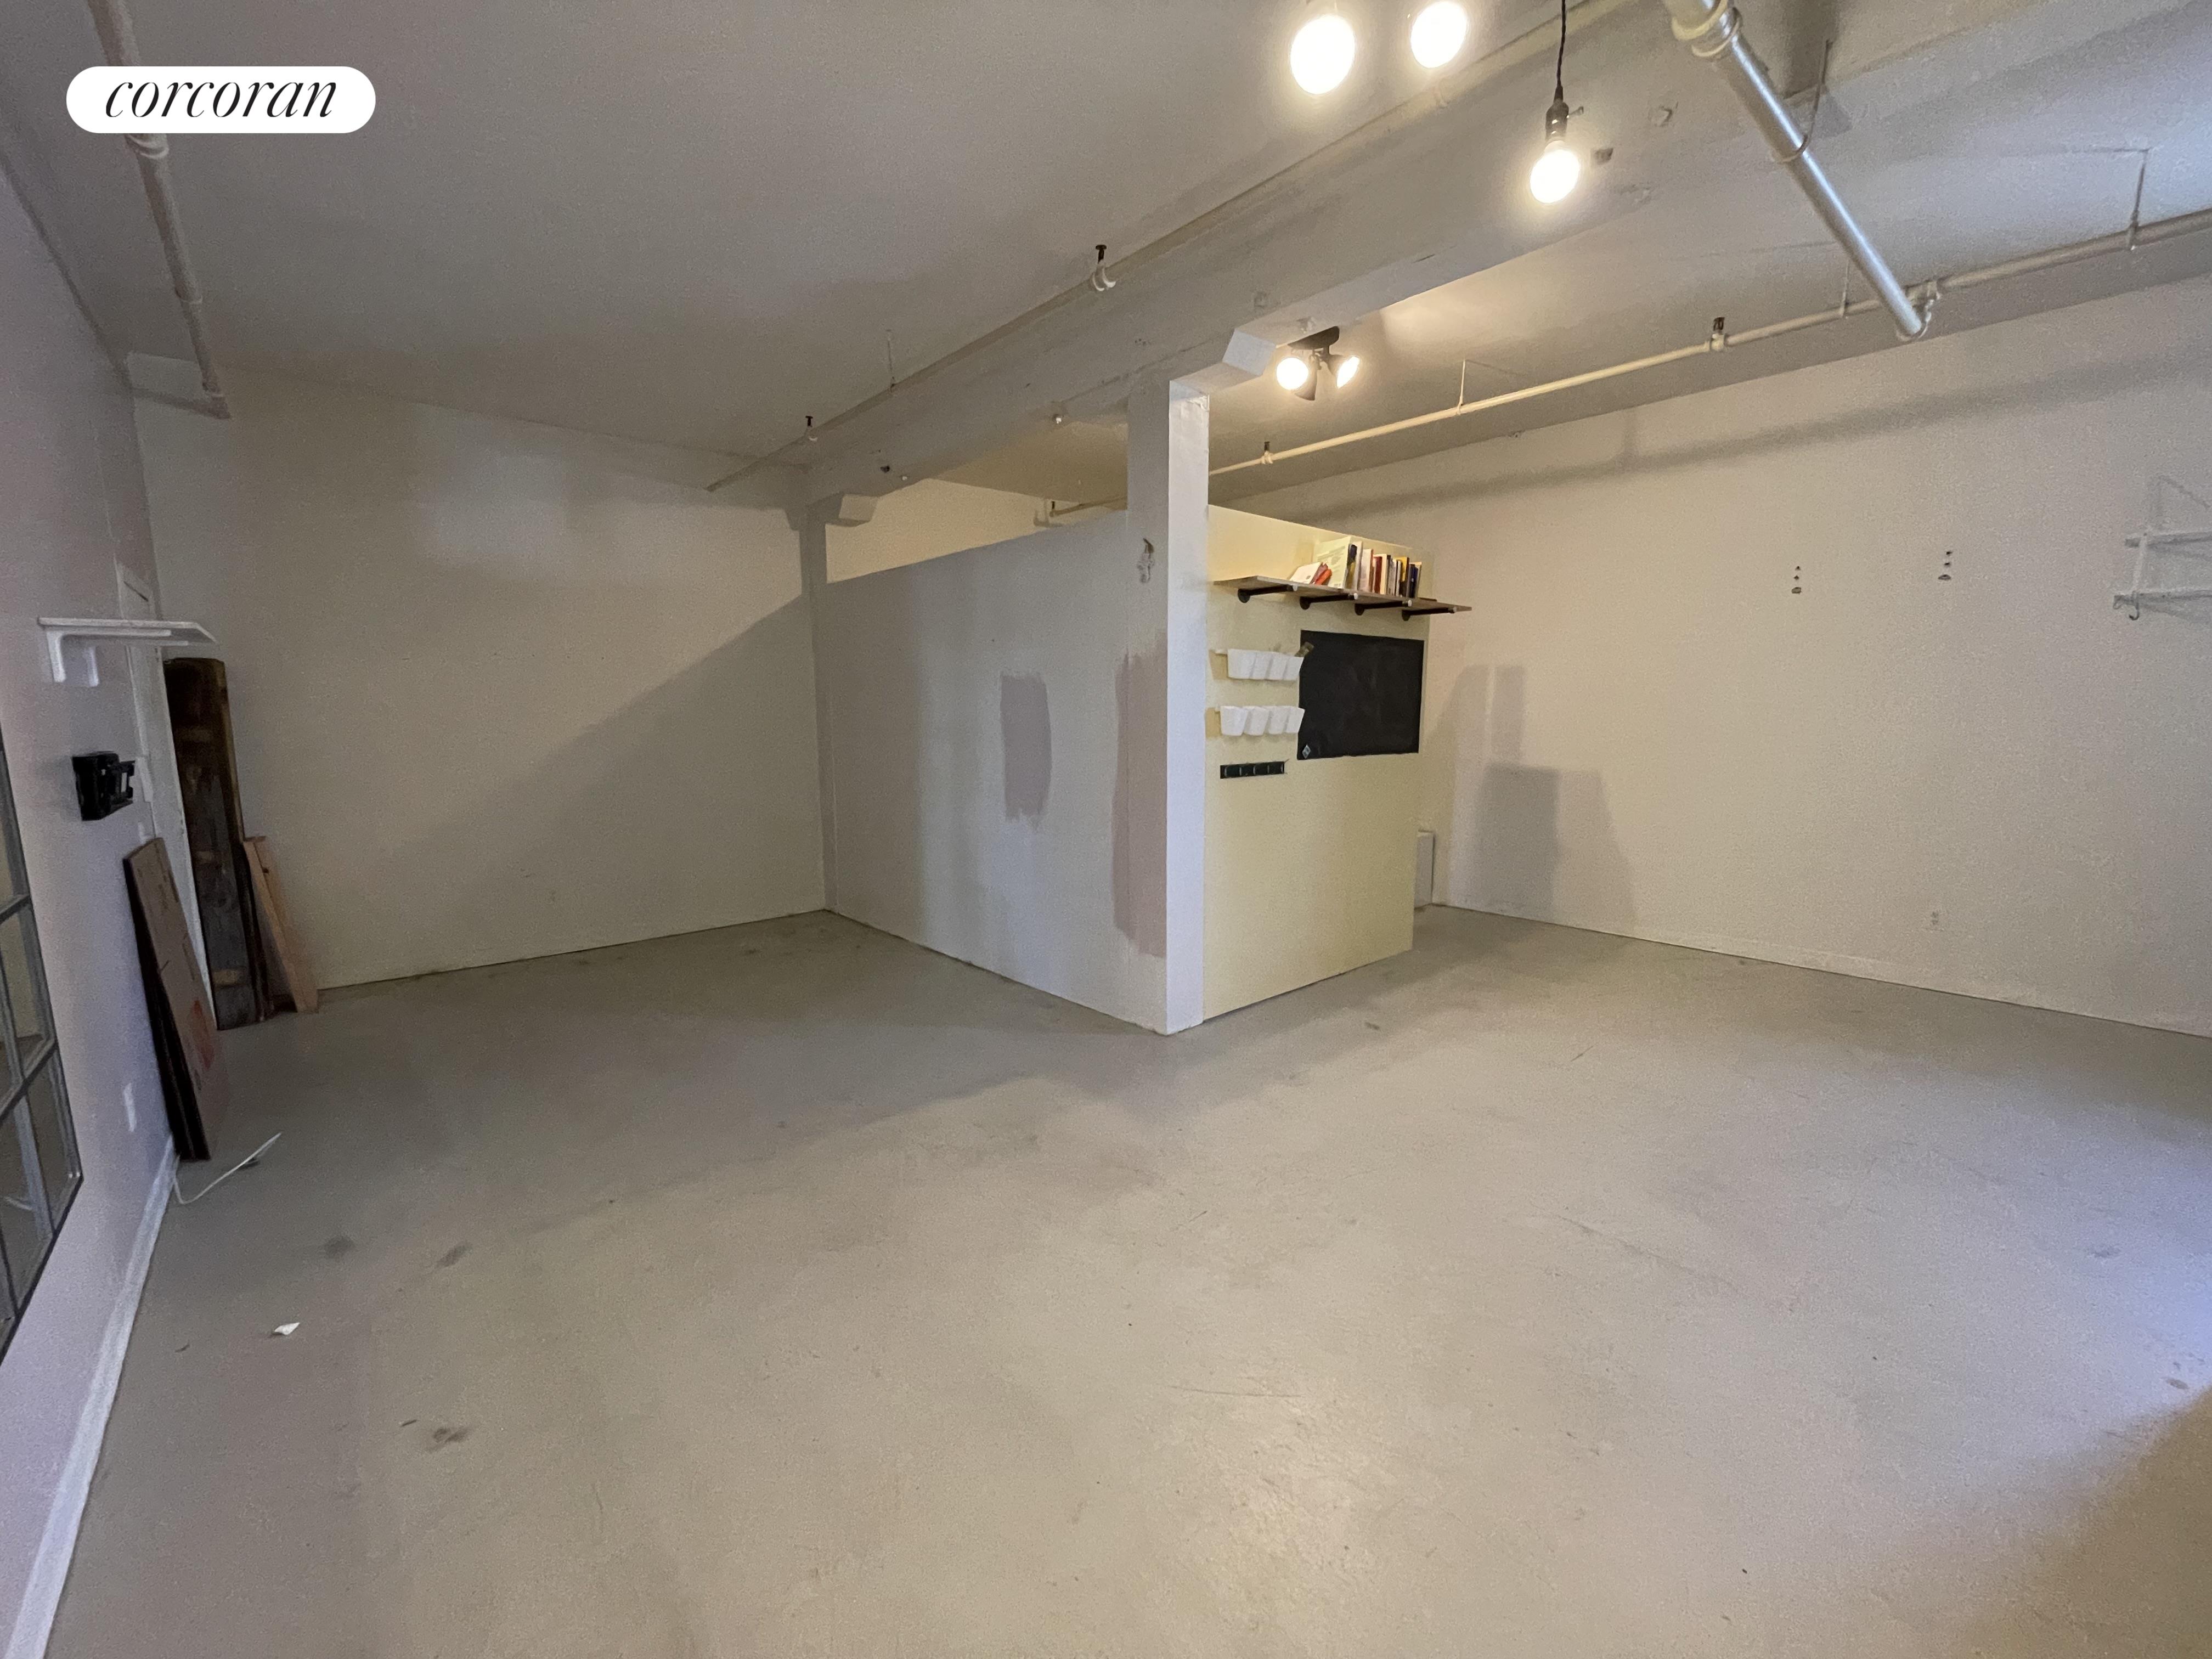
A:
2115;479;2212;619
38;618;216;686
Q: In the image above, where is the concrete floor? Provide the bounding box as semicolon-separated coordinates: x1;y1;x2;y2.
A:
48;910;2212;1657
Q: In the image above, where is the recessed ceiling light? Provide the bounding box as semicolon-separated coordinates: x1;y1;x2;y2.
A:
1409;2;1469;69
1290;14;1357;94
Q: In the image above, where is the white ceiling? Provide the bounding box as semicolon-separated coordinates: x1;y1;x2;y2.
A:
2;0;1567;456
946;0;2212;501
5;0;2209;491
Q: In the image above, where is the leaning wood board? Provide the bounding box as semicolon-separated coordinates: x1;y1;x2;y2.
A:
244;836;318;1013
165;657;270;1028
125;838;227;1160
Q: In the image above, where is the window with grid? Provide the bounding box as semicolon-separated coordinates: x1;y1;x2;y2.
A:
0;732;82;1359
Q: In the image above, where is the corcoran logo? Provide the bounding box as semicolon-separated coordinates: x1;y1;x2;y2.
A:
67;66;374;133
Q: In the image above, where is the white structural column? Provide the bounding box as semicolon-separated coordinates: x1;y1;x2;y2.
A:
1126;376;1211;1034
796;492;876;911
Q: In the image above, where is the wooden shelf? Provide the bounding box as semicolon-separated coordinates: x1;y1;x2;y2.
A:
1216;576;1468;619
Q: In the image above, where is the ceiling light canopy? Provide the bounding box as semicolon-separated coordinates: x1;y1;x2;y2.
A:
1409;2;1470;69
1290;13;1357;94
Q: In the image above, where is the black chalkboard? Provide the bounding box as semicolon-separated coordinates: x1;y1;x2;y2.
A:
1296;630;1424;759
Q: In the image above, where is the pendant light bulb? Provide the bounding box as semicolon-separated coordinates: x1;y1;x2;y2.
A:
1530;95;1579;204
1276;354;1312;392
1290;13;1357;94
1409;2;1470;69
1530;1;1579;204
1530;138;1580;203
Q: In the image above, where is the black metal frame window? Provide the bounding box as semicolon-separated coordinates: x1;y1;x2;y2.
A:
0;732;82;1358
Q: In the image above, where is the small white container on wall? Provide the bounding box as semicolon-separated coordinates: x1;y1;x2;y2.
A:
1220;706;1249;736
1223;650;1304;683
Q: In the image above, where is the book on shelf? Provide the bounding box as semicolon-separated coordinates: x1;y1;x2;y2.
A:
1294;537;1423;601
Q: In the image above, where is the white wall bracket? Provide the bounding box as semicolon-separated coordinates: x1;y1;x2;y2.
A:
37;618;215;687
2115;478;2212;619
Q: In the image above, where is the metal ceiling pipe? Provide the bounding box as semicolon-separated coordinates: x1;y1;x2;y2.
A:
1204;202;2212;479
83;0;230;417
1657;0;1926;341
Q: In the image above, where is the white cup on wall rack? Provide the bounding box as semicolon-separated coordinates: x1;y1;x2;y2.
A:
1227;649;1257;680
1219;705;1249;736
1265;704;1292;735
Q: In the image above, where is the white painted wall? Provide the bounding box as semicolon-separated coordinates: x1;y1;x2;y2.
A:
826;478;1043;582
137;371;824;988
0;170;177;1659
819;512;1173;1029
1204;507;1425;1018
1242;276;2212;1038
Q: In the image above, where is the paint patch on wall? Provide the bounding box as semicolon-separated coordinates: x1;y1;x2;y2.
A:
1113;640;1168;958
1000;673;1052;825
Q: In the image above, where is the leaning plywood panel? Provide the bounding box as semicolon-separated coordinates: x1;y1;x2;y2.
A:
125;839;227;1160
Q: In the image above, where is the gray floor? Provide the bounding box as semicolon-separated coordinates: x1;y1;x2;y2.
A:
50;910;2212;1658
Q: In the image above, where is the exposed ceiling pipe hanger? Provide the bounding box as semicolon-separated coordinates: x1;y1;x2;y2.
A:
82;0;230;418
1656;0;1926;340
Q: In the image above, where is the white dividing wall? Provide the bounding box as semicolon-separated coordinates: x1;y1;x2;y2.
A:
1203;508;1426;1019
0;170;177;1659
819;512;1173;1029
138;371;824;988
1242;276;2212;1038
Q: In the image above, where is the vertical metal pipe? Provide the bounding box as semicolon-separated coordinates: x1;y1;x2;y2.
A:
1657;0;1927;339
83;0;231;416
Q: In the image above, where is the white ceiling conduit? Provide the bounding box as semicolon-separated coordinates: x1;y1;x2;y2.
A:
82;0;230;419
1657;0;1926;341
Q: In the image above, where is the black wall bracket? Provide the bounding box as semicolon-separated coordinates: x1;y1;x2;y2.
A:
72;752;136;821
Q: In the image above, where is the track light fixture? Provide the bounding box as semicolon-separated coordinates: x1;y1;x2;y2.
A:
1530;0;1580;203
1276;328;1359;401
1290;10;1356;94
